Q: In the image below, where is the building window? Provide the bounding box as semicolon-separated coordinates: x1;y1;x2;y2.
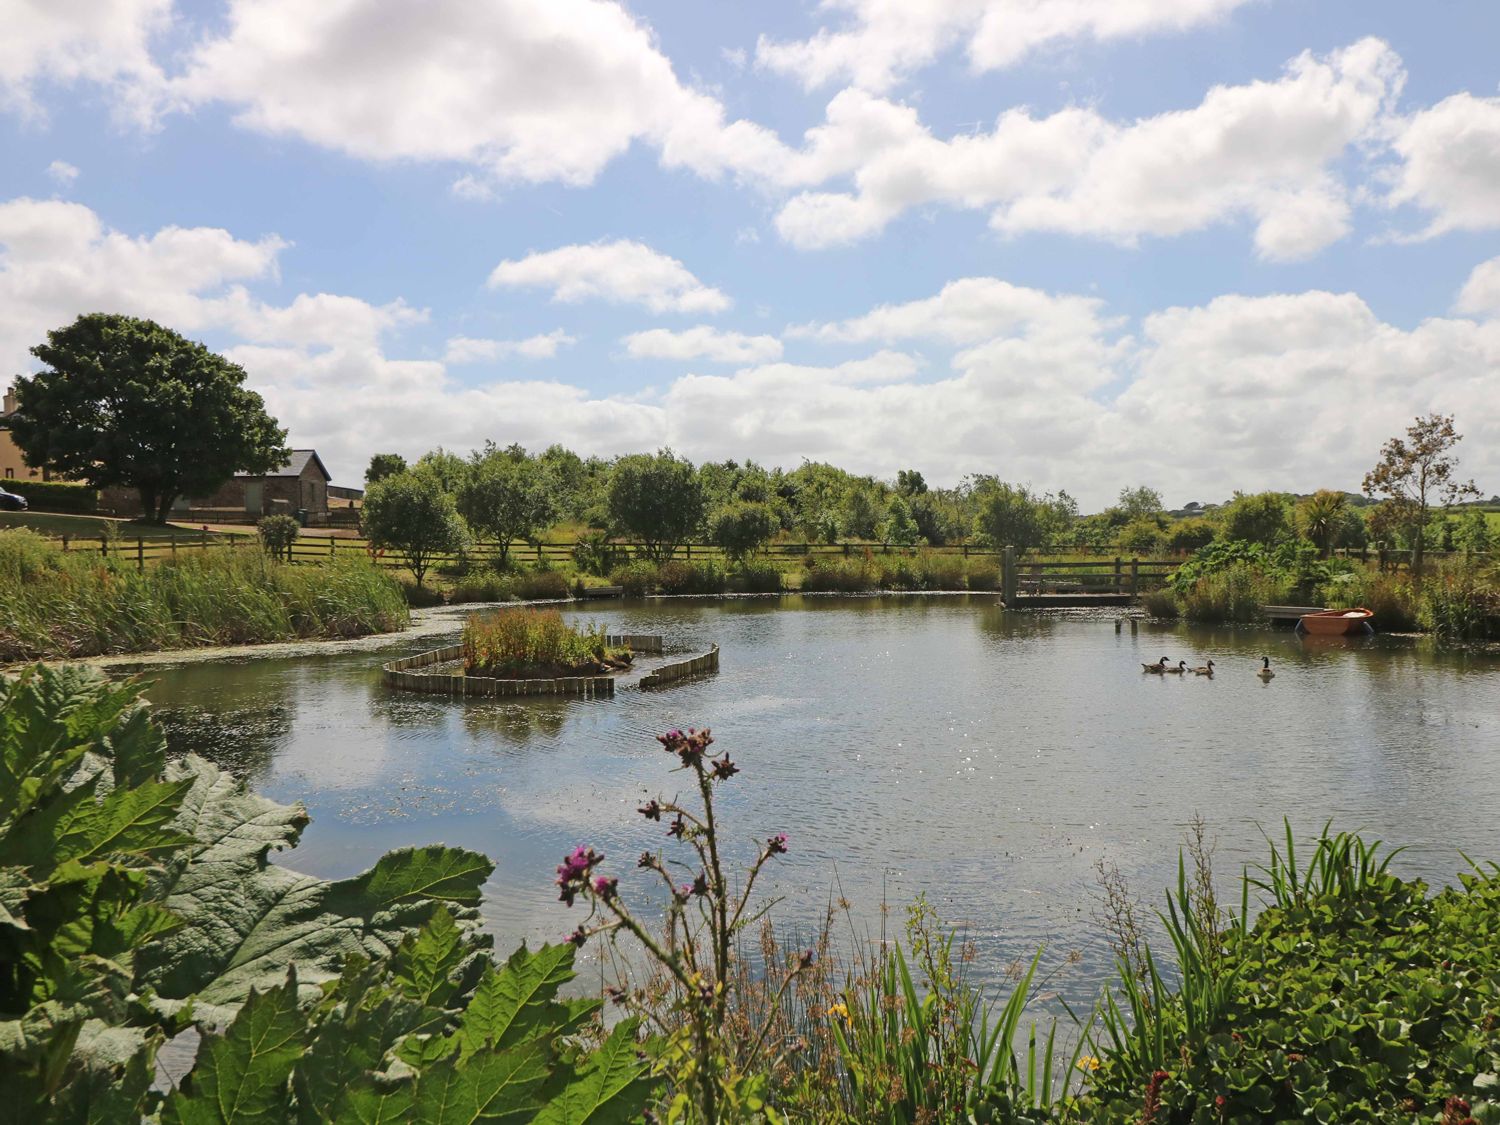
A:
4;468;12;479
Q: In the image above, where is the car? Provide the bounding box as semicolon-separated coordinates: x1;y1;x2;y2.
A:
0;487;29;511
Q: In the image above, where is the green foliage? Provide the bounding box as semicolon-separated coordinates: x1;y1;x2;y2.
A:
656;560;727;595
1456;508;1493;554
1320;568;1420;631
456;446;558;567
970;479;1075;552
1294;489;1349;555
0;480;98;514
879;496;921;547
462;608;624;676
0;537;407;661
514;569;572;601
607;450;705;564
709;501;778;562
1364;413;1481;571
1178;563;1283;623
256;514;300;560
1420;562;1500;642
9;314;289;523
727;561;783;593
0;666;655;1123
1115;485;1163;521
800;557;877;592
362;470;468;586
1081;827;1500;1125
1117;517;1165;555
365;453;408;484
608;560;659;597
1215;490;1293;546
571;530;624;576
1140;588;1180;618
1161;518;1216;554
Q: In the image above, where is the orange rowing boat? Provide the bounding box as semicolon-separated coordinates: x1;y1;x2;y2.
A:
1298;607;1374;636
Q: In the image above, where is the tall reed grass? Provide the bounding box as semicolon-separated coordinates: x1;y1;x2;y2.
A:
0;529;407;660
461;607;622;675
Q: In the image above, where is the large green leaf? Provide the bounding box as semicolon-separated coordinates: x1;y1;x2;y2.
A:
141;758;493;1025
455;944;597;1058
532;1017;655;1125
411;1038;554;1124
163;972;306;1125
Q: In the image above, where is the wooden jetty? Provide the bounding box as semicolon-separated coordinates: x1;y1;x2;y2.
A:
1000;546;1177;608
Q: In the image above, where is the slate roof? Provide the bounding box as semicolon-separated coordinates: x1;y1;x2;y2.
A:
235;450;331;481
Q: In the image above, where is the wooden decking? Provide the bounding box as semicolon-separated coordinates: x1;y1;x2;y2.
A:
1006;592;1136;608
1263;604;1326;622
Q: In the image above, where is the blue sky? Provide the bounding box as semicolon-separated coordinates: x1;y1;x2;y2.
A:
3;0;1499;507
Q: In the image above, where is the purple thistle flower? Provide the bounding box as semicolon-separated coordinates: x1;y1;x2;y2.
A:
766;833;788;856
711;755;738;781
638;799;662;821
566;925;589;948
691;872;709;897
593;875;618;900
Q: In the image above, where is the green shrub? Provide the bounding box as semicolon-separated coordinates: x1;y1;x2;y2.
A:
0;663;656;1122
729;561;783;592
0;528;63;583
256;513;300;559
1162;517;1216;554
1421;563;1500;642
1141;587;1180;618
515;569;572;600
655;559;726;594
1179;563;1283;623
446;573;517;603
965;558;1000;590
800;557;877;592
609;559;658;596
1321;568;1420;631
875;555;919;589
915;551;968;589
2;478;98;513
1082;826;1500;1124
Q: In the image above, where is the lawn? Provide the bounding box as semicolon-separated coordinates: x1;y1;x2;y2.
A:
0;512;234;541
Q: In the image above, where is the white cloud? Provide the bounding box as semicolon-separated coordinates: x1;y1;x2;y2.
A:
791;276;1111;345
756;0;1255;93
45;160;79;187
774;39;1404;259
1387;93;1500;238
623;326;782;363
171;0;788;191
1456;256;1500;320
7;198;1498;507
1;0;168;122
0;197;284;373
444;331;577;363
489;240;730;314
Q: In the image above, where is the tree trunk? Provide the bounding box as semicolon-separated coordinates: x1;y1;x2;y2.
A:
155;493;178;525
138;486;158;524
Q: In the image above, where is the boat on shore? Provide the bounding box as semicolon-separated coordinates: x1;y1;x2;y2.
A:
1298;607;1374;636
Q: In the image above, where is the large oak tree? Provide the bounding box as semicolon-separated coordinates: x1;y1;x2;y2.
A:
8;314;289;523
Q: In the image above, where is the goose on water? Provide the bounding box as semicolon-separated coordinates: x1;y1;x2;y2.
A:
1257;656;1275;681
1141;656;1169;673
1191;660;1215;676
1163;660;1188;674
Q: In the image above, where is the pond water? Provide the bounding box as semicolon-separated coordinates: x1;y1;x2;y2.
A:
136;595;1500;1010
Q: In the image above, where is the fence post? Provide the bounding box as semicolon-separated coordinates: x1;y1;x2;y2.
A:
170;534;177;559
686;542;692;561
62;535;70;553
1001;545;1016;607
202;528;209;550
1129;558;1139;598
330;535;336;558
1113;557;1122;595
100;536;108;558
135;538;144;571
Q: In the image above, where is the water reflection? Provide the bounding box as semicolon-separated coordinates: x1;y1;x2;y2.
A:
134;595;1500;1011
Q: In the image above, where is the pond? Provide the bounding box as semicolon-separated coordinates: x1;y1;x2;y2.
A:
135;595;1500;1010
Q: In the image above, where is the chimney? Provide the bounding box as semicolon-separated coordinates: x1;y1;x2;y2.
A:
1;387;14;415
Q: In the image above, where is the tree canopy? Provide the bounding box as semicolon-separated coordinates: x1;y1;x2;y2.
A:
366;452;408;484
361;470;467;586
606;450;705;563
455;446;557;566
1363;413;1480;570
8;314;288;522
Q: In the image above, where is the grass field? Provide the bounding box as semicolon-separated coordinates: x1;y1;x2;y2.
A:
0;512;234;540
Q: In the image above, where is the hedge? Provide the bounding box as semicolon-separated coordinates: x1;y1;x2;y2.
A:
3;479;98;513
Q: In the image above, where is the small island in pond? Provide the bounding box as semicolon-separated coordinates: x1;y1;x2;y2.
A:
462;607;632;679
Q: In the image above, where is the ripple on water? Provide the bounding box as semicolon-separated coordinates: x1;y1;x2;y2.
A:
147;596;1500;1013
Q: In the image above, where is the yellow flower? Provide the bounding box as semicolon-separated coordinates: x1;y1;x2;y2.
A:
1076;1055;1101;1073
826;1002;850;1023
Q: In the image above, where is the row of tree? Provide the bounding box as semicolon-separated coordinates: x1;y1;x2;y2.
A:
360;413;1486;584
5;316;1484;575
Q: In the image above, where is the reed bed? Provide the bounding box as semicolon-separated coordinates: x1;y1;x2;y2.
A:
461;606;625;676
0;529;408;660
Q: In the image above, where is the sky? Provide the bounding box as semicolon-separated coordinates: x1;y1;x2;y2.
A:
2;0;1499;509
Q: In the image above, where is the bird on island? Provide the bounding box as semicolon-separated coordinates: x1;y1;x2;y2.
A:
1191;660;1215;676
1258;656;1275;681
1163;660;1188;674
1141;656;1169;673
